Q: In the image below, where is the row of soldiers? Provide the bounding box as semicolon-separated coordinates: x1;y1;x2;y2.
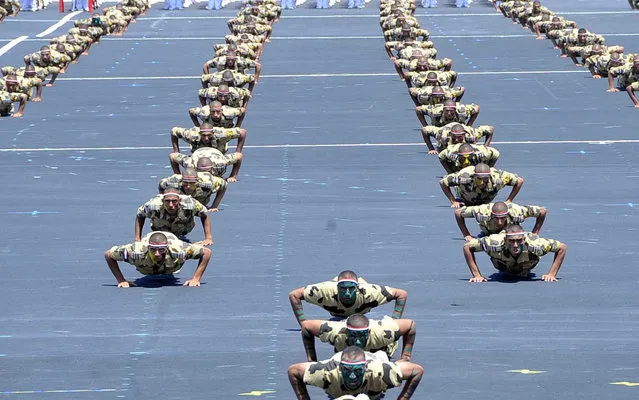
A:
0;0;148;117
103;0;282;287
382;0;568;283
493;0;639;108
0;0;20;22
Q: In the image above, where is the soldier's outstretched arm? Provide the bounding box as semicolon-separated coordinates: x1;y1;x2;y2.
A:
390;287;408;319
482;126;494;146
454;208;474;241
301;320;322;361
12;94;28;118
227;153;244;183
209;185;227;212
288;362;312;400
531;207;547;234
104;250;132;287
396;319;416;361
505;177;524;203
395;360;424;400
199;214;213;246
33;80;43;102
627;84;639;107
463;243;487;283
289;287;307;326
542;242;567;282
439;179;462;208
467;105;480;126
607;72;620;92
189;108;201;127
184;247;212;287
134;215;145;242
235;128;247;152
420;127;438;154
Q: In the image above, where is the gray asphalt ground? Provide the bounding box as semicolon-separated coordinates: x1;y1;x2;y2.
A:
0;0;638;399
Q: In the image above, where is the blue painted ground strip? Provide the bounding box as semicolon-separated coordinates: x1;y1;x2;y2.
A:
0;1;638;399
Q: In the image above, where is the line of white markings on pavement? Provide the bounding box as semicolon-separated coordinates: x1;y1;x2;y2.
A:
0;139;636;153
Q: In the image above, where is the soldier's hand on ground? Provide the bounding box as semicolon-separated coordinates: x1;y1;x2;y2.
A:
592;74;601;79
450;201;462;208
541;274;557;282
201;238;213;246
118;281;136;288
183;279;201;287
607;88;619;92
535;36;544;40
428;149;438;155
227;177;237;183
469;275;487;283
208;207;219;213
464;235;474;242
12;112;23;118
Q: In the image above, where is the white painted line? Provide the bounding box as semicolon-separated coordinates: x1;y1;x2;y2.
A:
0;35;28;57
0;139;636;153
36;11;83;38
55;70;586;81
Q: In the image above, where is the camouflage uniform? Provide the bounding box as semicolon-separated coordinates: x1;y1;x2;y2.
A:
419;102;479;127
397;46;437;60
0;77;37;100
423;123;492;150
198;86;251;108
232;23;272;36
172;126;243;154
201;70;255;89
397;57;452;72
214;43;257;59
458;202;544;235
405;71;457;88
467;232;563;276
0;90;13;116
383;26;429;41
108;231;205;275
136;195;208;238
438;144;500;171
410;86;464;105
584;53;633;76
536;18;576;35
23;51;67;78
610;63;639;90
547;27;578;42
206;56;258;73
225;33;265;45
303;356;402;399
191;105;243;128
303;278;395;318
319;317;401;356
158;172;226;206
441;166;520;206
380;15;419;30
174;147;241;177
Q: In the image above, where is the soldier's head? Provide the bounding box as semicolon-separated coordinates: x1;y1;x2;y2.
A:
4;74;18;92
246;22;257;34
336;270;359;307
633;56;639;72
473;163;492;189
490;202;510;230
66;34;76;45
209;101;223;121
416;56;430;72
442;100;457;119
55;43;67;56
226;43;238;53
541;14;550;22
199;122;215;146
401;24;413;40
148;232;169;262
216;83;230;105
590;44;603;56
577;28;588;44
91;14;102;27
239;34;250;44
551;16;562;29
504;224;526;256
250;5;260;15
430;85;446;103
426;72;438;87
40;46;51;61
222;70;235;86
162;188;181;214
409;50;423;61
196;157;214;174
225;51;238;68
339;346;367;390
456;143;477;167
532;1;541;11
450;124;466;144
609;52;623;67
181;168;199;195
24;65;37;78
79;24;89;35
345;314;370;349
